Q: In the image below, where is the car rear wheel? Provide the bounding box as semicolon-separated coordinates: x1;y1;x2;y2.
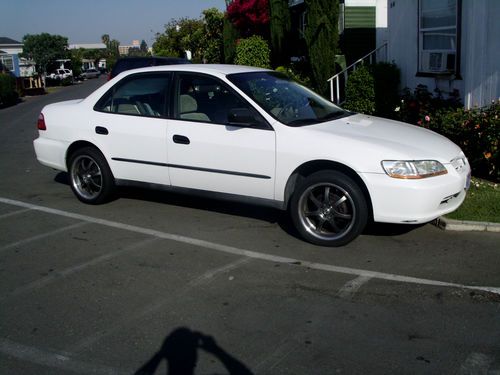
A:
290;170;368;246
69;147;114;204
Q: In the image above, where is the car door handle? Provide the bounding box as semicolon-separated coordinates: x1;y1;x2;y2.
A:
173;134;190;145
95;126;108;135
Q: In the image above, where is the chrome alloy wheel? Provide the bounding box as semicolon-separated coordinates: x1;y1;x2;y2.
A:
70;155;103;200
297;182;356;241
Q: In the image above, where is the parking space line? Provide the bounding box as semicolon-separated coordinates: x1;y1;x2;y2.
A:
0;208;32;219
0;338;124;375
337;275;372;299
1;196;499;296
68;257;251;353
0;222;87;253
1;238;159;302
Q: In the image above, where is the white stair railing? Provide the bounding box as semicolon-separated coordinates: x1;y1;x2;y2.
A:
328;43;388;105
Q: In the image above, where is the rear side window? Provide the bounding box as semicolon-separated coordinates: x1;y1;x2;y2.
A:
94;73;171;118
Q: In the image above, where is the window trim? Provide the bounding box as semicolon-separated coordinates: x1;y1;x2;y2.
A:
416;0;462;78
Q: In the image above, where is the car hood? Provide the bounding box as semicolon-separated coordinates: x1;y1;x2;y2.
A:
306;113;463;163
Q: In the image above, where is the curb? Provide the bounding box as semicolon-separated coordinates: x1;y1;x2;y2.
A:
434;217;500;232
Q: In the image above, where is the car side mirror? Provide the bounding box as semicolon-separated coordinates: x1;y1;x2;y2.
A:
227;108;260;127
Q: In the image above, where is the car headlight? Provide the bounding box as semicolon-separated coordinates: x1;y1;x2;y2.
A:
381;160;448;179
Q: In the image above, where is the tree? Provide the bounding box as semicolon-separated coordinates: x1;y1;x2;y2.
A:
269;0;291;66
201;8;224;63
21;33;69;74
101;34;110;49
227;0;270;37
153;18;204;59
304;0;339;96
140;40;148;54
223;17;240;64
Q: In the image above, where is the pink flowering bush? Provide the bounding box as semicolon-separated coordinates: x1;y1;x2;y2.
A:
397;85;498;181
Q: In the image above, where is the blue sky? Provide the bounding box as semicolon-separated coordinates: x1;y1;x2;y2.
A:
1;0;226;46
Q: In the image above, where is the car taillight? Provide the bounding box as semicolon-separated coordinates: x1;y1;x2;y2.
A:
37;113;46;130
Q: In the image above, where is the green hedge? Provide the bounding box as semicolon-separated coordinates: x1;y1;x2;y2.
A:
234;35;271;68
0;73;18;107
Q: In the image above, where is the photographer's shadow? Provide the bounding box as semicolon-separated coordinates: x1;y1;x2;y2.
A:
135;327;253;375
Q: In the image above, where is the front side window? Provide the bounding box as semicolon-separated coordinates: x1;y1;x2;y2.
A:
175;73;267;127
419;0;460;74
94;73;170;117
228;72;348;126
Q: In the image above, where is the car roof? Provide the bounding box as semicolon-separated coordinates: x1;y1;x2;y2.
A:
120;64;271;77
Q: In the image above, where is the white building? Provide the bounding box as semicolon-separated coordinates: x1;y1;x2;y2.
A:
380;0;500;109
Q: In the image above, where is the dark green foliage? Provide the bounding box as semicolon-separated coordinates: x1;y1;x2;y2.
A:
0;73;18;107
235;35;271;68
343;62;400;117
343;65;375;114
223;17;240;64
21;33;69;74
372;63;400;117
269;0;291;66
202;8;224;63
304;0;339;96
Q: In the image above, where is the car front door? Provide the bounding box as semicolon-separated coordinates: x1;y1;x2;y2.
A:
166;72;276;200
91;72;172;186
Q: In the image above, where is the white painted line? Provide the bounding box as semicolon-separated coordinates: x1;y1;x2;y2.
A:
0;222;87;253
1;196;499;295
2;237;159;301
0;338;124;375
337;275;372;299
68;257;251;353
458;352;495;375
0;208;31;219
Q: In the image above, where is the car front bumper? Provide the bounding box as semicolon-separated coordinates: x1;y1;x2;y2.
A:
361;163;470;224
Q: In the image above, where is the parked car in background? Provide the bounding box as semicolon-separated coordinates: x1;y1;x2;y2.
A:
80;68;100;79
48;69;72;80
33;64;470;246
108;56;190;80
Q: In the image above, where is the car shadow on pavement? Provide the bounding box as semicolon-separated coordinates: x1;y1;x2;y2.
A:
55;172;424;242
134;327;254;375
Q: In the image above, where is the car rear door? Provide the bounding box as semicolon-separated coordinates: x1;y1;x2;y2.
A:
91;72;172;186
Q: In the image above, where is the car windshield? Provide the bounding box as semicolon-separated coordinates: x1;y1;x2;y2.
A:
227;71;349;126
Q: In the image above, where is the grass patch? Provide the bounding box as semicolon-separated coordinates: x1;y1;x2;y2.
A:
445;177;500;223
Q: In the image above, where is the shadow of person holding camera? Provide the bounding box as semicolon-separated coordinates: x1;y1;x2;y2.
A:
134;327;254;375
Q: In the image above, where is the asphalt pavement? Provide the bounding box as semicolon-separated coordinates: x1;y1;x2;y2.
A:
0;76;499;374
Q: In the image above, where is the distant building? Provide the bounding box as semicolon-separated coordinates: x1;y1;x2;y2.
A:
0;37;36;77
68;43;106;50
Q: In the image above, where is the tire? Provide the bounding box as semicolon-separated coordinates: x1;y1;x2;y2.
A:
290;170;368;246
68;147;115;204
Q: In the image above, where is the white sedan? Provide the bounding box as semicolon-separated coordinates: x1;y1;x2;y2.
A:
33;64;470;246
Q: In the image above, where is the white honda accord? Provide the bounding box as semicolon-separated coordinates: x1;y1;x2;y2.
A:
34;64;471;246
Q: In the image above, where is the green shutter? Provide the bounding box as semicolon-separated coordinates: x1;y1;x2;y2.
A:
344;6;376;29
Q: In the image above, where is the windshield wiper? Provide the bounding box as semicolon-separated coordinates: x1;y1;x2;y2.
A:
286;118;319;126
319;111;348;122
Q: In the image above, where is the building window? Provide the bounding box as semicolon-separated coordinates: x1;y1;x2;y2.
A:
418;0;460;74
0;55;14;71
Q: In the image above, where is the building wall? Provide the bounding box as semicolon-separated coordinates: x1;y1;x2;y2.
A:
461;0;500;108
385;0;499;109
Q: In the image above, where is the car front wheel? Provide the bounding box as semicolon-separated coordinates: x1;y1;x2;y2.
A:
290;171;368;246
68;147;114;204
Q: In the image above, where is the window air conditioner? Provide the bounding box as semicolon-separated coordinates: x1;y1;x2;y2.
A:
422;51;446;72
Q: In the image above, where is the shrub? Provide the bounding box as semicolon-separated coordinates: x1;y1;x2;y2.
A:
343;62;400;117
0;73;18;107
343;65;375;114
397;85;498;181
234;35;271;68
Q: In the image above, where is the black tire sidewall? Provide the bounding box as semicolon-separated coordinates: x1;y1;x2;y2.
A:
68;147;114;204
290;170;368;247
